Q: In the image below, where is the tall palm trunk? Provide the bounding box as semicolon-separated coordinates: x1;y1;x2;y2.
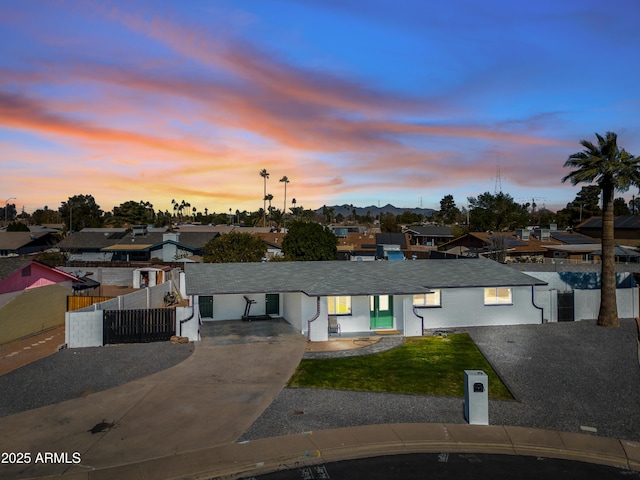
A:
598;181;618;327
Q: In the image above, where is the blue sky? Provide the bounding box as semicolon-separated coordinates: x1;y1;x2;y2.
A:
1;0;639;215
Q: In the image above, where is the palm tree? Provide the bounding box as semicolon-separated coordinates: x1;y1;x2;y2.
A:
260;169;269;226
264;194;274;228
279;176;290;217
562;131;640;327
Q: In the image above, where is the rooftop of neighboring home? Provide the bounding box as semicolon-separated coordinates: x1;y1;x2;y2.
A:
0;231;59;252
402;225;454;238
337;232;412;251
440;228;600;256
56;227;220;251
576;214;640;231
185;258;546;297
0;257;32;280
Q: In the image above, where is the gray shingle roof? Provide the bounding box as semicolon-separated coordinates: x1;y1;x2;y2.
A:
404;225;454;237
58;231;218;251
185;259;545;297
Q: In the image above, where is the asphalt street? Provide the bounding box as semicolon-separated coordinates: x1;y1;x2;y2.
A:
246;453;640;480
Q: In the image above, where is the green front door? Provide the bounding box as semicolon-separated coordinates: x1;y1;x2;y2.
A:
370;295;394;329
198;296;213;318
266;294;279;316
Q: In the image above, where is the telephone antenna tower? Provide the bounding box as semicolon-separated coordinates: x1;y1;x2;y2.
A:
494;154;503;194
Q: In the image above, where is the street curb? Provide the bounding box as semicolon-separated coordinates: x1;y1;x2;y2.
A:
23;424;640;480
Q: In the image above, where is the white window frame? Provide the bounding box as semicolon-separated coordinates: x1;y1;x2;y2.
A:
484;287;512;305
328;296;352;315
413;290;441;307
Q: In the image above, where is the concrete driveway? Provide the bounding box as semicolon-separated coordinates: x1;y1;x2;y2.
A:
0;319;307;479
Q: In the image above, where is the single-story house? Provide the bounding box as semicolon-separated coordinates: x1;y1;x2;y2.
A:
185;259;547;341
440;229;600;263
57;229;219;262
0;259;84;345
576;215;640;247
0;231;59;257
403;225;454;247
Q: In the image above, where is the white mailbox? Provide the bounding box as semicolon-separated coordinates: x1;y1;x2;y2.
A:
464;370;489;425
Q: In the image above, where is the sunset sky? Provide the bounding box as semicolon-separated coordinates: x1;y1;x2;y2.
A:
1;0;640;217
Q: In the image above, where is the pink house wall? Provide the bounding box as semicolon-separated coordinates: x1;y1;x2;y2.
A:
0;262;78;295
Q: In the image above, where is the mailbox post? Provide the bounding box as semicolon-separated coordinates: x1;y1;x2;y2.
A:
464;370;489;425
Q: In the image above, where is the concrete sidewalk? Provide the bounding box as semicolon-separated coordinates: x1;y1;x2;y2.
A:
16;424;640;479
0;320;307;479
0;326;65;376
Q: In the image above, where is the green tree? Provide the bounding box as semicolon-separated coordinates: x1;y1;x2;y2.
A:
6;222;29;231
613;197;630;216
380;213;401;232
202;232;267;263
1;203;17;224
438;194;462;225
32;206;60;225
467;192;528;231
35;251;68;267
281;220;337;261
556;185;602;227
109;200;155;226
396;211;422;225
59;194;103;232
562;131;640;327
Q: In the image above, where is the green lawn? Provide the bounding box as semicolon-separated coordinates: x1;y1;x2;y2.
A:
288;334;513;399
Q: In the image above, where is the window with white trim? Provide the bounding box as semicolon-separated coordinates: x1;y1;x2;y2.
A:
484;287;512;305
328;296;352;315
413;290;441;307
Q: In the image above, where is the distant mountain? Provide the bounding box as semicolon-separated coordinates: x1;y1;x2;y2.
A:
315;204;434;218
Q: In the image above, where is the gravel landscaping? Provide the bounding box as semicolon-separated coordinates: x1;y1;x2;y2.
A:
0;341;193;417
240;319;640;443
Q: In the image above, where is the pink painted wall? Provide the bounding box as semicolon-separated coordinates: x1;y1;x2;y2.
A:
0;262;78;295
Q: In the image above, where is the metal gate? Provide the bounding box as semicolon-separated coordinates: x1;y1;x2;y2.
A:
104;308;176;344
557;292;575;322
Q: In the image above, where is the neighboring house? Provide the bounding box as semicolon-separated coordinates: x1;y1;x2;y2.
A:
329;225;367;238
253;232;285;259
441;229;600;263
57;228;219;262
0;231;59;257
185;259;546;341
337;232;421;260
576;215;640;247
0;259;84;345
403;225;454;247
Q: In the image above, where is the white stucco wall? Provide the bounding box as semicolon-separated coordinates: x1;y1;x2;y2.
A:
176;305;199;341
574;288;639;321
404;286;543;331
283;292;303;331
200;293;267;320
305;296;327;341
335;296;373;334
532;288;558;323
